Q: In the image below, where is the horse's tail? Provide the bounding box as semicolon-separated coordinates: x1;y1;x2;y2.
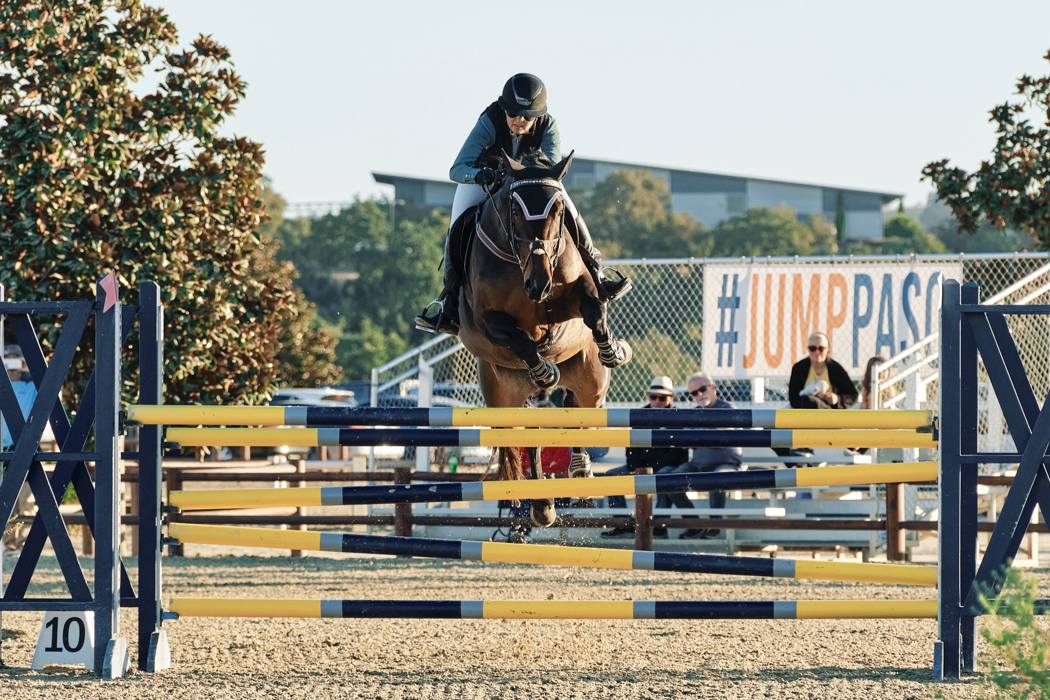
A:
494;447;524;482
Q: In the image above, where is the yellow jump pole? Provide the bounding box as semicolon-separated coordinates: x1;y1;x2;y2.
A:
167;523;937;587
167;598;938;620
163;426;937;449
167;461;937;511
128;404;932;430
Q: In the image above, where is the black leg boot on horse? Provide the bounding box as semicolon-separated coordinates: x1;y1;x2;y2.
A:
568;214;633;367
415;225;465;336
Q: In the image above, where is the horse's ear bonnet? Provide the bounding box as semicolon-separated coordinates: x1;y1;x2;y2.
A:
550;150;575;182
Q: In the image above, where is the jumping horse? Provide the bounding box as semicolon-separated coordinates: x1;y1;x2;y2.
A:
454;149;633;530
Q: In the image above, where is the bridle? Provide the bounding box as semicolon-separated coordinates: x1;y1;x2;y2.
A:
480;177;567;284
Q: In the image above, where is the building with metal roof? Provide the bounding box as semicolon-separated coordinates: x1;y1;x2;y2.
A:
373;157;901;241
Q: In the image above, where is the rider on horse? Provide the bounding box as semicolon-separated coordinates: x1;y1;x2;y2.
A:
415;73;632;335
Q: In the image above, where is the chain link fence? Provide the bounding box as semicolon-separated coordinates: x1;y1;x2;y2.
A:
372;253;1050;414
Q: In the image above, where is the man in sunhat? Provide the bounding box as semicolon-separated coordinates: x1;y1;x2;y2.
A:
599;376;688;539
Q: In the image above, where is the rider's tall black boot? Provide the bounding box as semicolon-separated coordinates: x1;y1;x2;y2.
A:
574;215;632;302
415;235;461;335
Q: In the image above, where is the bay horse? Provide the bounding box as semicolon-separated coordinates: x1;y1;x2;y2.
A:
455;149;632;529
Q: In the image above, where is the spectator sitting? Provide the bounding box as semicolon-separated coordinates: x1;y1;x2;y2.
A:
774;331;859;468
655;372;742;539
848;355;892;456
599;375;688;539
1;346;37;450
789;331;858;411
860;355;889;410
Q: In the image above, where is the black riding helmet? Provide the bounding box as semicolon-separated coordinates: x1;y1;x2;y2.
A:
498;73;548;118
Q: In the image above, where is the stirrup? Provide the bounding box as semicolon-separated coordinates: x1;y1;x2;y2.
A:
414;299;459;336
599;268;633;301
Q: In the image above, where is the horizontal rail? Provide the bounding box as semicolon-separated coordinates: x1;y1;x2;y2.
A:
165;427;938;449
168;462;937;511
373;334;450;374
883;353;938;386
130;405;933;430
167;598;939;620
168;523;936;586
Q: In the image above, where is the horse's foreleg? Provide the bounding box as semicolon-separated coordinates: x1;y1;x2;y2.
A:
577;283;632;368
481;310;560;389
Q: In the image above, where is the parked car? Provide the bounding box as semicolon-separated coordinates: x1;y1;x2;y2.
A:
270;387;357;407
262;387;357;460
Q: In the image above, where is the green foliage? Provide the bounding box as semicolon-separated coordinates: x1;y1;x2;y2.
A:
934;220;1036;253
707;207;839;257
276;201;446;378
575;169;710;258
923;49;1050;248
0;1;338;402
977;567;1050;698
880;214;948;254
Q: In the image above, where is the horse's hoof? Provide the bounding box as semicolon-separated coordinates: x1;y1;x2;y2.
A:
528;361;560;390
599;340;633;368
530;499;557;528
569;450;592;479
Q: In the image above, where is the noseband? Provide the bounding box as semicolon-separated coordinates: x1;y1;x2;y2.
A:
507;178;567;277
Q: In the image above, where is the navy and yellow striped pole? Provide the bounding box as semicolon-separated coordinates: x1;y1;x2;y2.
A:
164;426;937;449
167;597;938;620
167;461;936;511
167;523;937;586
129;404;933;430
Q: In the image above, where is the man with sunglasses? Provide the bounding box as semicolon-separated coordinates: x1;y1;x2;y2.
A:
600;376;687;539
653;372;742;539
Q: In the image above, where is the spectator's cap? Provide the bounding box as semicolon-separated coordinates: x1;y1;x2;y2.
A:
647;375;675;396
3;345;25;371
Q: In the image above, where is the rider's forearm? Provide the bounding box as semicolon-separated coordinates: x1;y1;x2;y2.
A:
449;116;496;184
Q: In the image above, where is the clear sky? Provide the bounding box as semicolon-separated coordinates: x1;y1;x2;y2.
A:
157;0;1050;208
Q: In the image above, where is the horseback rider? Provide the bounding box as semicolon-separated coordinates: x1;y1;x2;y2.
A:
415;72;632;335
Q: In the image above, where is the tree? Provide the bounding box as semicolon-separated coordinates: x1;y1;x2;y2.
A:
707;207;838;257
879;215;948;254
923;49;1050;247
576;169;710;258
276;201;447;378
0;1;329;403
934;220;1035;253
257;180;342;386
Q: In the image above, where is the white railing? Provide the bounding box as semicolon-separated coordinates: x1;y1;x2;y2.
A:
872;260;1050;413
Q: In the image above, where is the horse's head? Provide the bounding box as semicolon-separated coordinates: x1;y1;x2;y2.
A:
498;149;575;302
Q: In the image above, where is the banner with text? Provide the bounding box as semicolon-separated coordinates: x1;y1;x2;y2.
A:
702;262;962;378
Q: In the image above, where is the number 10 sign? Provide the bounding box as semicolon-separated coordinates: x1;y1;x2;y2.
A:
32;611;94;672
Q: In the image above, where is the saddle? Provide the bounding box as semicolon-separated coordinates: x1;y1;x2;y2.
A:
446;205;479;282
